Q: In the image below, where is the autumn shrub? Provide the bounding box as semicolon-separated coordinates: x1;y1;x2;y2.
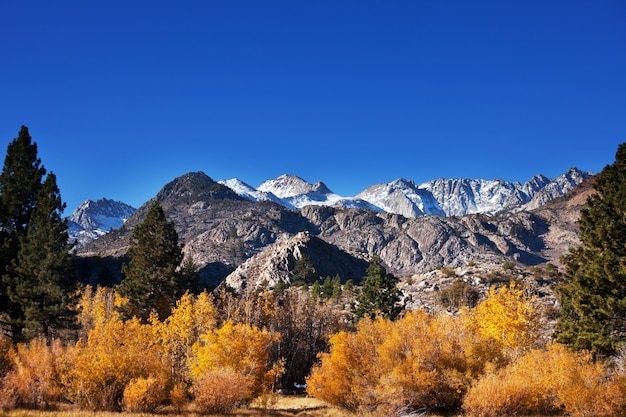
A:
308;311;489;415
63;313;170;411
169;382;189;412
0;338;67;409
193;368;248;413
122;376;166;412
307;317;387;413
190;321;283;401
463;343;626;417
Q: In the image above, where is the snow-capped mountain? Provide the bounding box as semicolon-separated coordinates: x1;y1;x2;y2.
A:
218;178;283;205
220;168;592;217
356;178;446;217
67;198;136;249
256;174;345;208
519;168;590;210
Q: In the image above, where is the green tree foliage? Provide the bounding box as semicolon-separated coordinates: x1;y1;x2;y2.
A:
291;254;318;285
353;255;403;321
0;126;72;342
117;202;187;322
5;173;74;340
555;143;626;357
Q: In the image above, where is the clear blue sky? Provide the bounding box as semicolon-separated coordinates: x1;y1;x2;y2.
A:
1;1;625;212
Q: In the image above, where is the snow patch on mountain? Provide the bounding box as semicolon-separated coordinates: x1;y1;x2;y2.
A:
67;198;136;249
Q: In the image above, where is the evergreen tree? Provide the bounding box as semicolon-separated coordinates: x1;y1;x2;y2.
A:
352;255;403;321
179;255;200;294
292;255;318;285
5;173;74;340
117;201;185;322
555;142;626;357
0;126;47;340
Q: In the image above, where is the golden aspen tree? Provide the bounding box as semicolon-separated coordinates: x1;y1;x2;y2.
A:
190;321;282;400
151;290;217;383
471;282;541;358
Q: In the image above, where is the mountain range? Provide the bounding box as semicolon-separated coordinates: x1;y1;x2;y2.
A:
219;167;590;217
68;168;589;249
71;168;593;291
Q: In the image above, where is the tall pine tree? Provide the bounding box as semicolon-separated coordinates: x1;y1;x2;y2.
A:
352;255;403;321
0;126;74;342
117;201;188;322
6;173;75;340
0;126;47;341
555;142;626;357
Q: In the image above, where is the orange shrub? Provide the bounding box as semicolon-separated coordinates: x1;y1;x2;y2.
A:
463;343;626;417
169;382;189;412
0;338;67;409
193;368;248;413
307;312;486;414
63;315;170;411
122;376;166;412
306;317;387;413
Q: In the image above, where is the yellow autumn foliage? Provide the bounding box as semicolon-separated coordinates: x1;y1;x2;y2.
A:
122;376;166;412
471;282;542;358
63;309;169;410
463;343;626;417
150;290;217;382
190;320;282;400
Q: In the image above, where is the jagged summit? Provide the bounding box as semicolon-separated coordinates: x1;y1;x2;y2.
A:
357;178;445;217
67;198;136;249
218;178;283;204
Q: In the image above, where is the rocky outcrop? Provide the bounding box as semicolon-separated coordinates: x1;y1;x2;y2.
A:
223;231;368;292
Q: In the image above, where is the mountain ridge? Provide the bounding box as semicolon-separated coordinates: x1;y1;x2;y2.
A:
220;167;591;217
74;170;595;290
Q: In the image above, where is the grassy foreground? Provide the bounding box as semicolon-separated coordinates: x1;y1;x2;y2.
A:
0;396;354;417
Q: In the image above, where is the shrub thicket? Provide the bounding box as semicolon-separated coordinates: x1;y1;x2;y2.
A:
463;343;626;417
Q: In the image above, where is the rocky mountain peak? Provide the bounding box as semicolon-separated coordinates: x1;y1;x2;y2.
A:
67;198;136;249
258;174;320;198
154;171;241;210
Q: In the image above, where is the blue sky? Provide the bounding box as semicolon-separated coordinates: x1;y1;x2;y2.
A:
1;1;625;212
